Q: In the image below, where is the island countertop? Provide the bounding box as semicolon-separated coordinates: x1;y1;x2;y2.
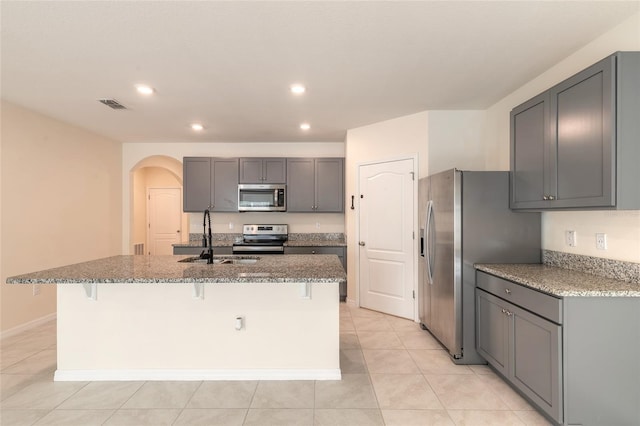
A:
475;263;640;297
7;254;347;284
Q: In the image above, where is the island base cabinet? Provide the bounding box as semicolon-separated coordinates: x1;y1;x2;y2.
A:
476;289;562;424
55;282;340;381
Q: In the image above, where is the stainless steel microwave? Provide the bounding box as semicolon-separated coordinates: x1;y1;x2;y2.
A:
238;184;286;212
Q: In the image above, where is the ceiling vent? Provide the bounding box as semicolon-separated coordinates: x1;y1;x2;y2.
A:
98;99;127;110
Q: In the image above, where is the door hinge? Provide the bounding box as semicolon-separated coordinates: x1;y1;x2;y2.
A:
410;171;415;181
412;290;415;299
148;195;151;200
413;231;415;240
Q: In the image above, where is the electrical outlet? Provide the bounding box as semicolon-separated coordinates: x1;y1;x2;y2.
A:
565;230;577;247
316;222;320;229
33;284;41;296
228;222;234;230
596;233;607;250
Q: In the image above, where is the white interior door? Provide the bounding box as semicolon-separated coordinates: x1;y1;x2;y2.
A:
148;188;182;255
358;158;416;319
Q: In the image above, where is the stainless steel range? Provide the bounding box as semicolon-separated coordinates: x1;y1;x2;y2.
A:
232;224;288;254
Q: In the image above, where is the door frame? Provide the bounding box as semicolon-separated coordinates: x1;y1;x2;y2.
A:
355;154;419;321
146;187;183;256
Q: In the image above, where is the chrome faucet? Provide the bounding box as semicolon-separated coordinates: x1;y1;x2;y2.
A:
202;209;214;264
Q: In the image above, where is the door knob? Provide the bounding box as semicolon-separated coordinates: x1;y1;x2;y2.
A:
359;241;366;246
177;230;181;233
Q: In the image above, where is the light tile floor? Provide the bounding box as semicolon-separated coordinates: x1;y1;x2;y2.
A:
0;304;552;425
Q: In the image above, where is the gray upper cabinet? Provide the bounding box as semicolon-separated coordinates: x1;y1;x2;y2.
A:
287;158;344;212
183;157;239;212
239;158;286;183
511;51;640;210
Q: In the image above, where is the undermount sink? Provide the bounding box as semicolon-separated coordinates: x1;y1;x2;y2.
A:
178;256;259;265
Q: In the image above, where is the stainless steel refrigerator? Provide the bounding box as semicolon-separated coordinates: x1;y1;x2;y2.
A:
419;169;541;364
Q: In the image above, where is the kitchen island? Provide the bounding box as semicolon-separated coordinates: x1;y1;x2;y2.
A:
7;255;346;382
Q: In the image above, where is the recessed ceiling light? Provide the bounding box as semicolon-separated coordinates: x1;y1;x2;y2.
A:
135;84;155;95
290;84;306;95
300;123;311;131
191;123;204;131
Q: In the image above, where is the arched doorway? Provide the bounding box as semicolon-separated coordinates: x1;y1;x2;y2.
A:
129;156;188;255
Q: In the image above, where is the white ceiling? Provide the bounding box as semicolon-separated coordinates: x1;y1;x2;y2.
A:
1;1;638;143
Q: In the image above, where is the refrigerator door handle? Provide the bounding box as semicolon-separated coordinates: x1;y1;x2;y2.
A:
425;200;434;285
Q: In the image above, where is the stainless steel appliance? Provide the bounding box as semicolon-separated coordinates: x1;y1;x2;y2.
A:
238;184;286;212
232;224;288;254
419;169;541;364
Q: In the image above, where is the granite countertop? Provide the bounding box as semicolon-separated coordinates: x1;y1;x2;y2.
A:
173;233;346;248
7;255;347;284
475;263;640;297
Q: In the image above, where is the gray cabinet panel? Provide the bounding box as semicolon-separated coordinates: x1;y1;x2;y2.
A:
287;158;344;213
263;158;286;183
550;56;614;208
476;290;509;377
476;285;562;424
316;158;344;212
239;158;286;183
212;158;239;212
510;94;548;209
183;157;212;212
183;157;238;212
238;158;263;183
510;51;639;210
511;304;562;423
477;270;640;425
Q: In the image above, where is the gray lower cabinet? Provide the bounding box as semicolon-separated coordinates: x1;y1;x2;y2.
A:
476;271;640;425
173;246;232;255
511;51;640;210
477;288;562;423
284;246;346;300
287;158;344;212
183;157;239;212
239;158;286;183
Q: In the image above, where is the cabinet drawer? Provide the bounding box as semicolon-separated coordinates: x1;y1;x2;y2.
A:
477;271;562;324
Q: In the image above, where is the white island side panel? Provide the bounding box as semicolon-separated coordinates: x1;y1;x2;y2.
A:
56;282;340;381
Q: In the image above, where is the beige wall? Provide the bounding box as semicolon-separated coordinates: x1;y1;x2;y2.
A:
482;12;640;263
122;142;346;252
1;101;122;334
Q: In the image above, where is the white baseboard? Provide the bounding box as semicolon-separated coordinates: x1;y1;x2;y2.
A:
1;312;56;340
54;368;342;382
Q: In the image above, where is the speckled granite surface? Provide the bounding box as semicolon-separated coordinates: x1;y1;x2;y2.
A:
174;233;346;248
543;250;640;284
285;234;346;247
475;264;640;297
7;255;346;284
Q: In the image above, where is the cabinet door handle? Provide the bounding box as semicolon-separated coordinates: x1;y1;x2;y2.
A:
506;311;513;317
311;250;316;254
505;289;512;294
548;195;555;200
543;196;549;200
502;308;507;314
